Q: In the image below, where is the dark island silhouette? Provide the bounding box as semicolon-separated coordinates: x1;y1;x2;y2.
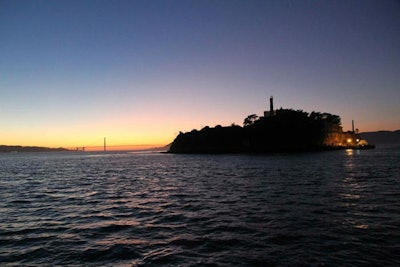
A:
168;97;374;154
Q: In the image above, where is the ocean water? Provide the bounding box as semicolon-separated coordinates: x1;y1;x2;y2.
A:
0;146;399;266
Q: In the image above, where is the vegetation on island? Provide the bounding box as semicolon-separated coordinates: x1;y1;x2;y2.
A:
168;108;363;153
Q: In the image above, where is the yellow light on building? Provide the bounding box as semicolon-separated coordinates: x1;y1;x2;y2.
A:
347;138;352;143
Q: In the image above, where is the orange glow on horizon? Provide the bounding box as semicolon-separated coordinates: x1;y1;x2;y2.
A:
1;106;398;149
0;129;173;151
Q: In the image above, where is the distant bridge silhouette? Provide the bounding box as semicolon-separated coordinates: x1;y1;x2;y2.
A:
67;144;162;152
66;137;165;151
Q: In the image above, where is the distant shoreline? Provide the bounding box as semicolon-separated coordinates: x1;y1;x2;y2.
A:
0;145;69;153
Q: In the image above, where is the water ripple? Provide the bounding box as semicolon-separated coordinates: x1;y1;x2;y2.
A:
0;149;399;266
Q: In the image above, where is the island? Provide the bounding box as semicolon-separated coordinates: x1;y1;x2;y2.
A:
0;145;69;153
168;97;374;154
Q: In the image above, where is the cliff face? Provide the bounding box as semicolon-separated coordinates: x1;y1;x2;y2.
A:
169;109;366;153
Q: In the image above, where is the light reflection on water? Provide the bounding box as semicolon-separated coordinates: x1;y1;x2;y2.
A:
0;148;399;266
341;149;370;229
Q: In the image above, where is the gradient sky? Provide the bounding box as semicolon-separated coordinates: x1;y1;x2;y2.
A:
1;0;399;148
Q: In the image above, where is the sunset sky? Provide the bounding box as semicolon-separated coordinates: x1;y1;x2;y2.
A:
1;0;399;149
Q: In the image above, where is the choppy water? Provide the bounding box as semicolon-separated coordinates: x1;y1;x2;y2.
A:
1;146;399;266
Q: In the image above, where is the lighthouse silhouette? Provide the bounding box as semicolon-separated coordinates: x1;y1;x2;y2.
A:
270;96;274;115
263;96;275;117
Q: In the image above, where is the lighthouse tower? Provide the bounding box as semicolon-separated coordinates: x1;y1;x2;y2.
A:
264;96;275;117
270;96;274;115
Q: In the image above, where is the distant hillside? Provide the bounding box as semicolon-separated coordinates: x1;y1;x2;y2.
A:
0;145;69;153
360;130;400;144
142;144;171;152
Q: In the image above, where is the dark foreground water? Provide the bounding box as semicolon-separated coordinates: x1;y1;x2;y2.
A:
1;146;399;266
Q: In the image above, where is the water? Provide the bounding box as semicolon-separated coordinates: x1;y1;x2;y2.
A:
1;146;399;266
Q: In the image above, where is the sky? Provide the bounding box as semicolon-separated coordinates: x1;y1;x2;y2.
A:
1;0;399;149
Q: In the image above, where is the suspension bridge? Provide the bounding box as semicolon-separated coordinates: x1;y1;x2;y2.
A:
67;138;167;152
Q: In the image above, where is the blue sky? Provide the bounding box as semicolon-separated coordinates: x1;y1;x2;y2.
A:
1;0;399;147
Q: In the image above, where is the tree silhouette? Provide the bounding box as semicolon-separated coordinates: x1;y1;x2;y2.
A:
243;114;258;127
